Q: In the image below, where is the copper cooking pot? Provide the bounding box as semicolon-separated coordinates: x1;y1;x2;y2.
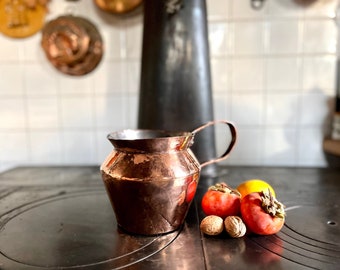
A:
100;120;237;235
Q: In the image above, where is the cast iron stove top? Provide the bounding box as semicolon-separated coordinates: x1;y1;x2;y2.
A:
0;166;339;269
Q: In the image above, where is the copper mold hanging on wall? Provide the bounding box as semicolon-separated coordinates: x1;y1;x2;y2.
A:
41;15;104;76
94;0;142;14
0;0;50;38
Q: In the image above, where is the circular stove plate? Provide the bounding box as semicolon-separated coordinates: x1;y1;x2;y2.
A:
248;204;340;269
0;190;181;269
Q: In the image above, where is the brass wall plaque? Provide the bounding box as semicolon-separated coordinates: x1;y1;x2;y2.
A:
41;15;104;76
0;0;49;38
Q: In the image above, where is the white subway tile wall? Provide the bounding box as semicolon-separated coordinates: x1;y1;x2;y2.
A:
0;0;338;171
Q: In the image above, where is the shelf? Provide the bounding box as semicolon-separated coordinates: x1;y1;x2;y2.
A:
323;139;340;157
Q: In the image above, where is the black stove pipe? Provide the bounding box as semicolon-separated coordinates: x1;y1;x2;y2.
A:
138;0;217;176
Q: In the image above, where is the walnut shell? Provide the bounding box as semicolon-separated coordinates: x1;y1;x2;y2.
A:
224;216;246;238
200;215;224;236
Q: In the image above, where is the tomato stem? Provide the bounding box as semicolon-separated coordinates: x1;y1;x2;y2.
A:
260;189;285;219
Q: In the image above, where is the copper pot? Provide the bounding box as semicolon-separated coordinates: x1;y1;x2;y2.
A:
100;120;237;235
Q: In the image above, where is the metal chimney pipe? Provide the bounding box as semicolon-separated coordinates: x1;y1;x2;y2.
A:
138;0;217;176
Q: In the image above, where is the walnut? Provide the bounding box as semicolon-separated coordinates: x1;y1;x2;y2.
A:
200;215;224;236
224;216;246;238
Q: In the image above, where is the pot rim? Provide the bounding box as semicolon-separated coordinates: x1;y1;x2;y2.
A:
107;129;193;141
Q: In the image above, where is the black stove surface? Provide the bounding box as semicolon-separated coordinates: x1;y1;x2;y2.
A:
0;166;339;269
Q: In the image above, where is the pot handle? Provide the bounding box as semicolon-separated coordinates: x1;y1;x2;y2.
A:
192;120;237;168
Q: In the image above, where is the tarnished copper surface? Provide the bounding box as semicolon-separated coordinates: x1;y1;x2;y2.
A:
0;0;49;38
41;15;103;76
94;0;142;14
100;121;237;235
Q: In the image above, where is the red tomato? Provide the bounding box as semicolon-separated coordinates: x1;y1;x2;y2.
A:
201;183;241;218
240;191;285;235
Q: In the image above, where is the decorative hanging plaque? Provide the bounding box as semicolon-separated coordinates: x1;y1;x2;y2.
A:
0;0;49;38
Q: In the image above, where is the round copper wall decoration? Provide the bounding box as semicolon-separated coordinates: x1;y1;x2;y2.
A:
0;0;49;38
41;15;104;76
94;0;142;14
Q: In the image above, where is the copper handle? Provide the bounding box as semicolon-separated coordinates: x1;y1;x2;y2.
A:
192;120;237;168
